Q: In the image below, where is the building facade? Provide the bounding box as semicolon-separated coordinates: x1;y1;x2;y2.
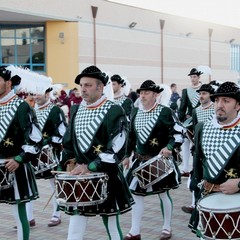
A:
0;0;240;91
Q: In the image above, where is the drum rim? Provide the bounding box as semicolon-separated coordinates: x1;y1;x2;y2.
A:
133;154;166;173
57;198;107;207
0;184;13;190
33;163;57;174
56;172;107;179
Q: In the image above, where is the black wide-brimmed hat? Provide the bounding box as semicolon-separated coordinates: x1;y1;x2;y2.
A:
75;65;108;86
0;66;21;86
136;80;164;94
188;68;203;76
211;81;240;102
111;74;125;86
196;83;214;94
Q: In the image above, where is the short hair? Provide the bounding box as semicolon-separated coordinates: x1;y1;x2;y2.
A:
170;83;176;88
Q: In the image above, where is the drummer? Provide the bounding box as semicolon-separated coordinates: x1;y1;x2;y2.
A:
189;82;240;238
0;66;42;240
111;74;133;121
181;82;216;214
25;84;67;227
57;65;134;240
122;80;183;240
178;68;203;177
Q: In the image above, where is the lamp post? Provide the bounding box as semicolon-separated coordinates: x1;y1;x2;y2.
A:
160;19;165;84
91;6;98;65
208;28;213;82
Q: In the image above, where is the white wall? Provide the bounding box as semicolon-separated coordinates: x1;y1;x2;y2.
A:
1;0;239;92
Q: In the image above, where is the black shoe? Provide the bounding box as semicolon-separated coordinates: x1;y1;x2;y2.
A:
48;216;61;227
124;233;141;240
181;206;194;214
181;171;190;177
13;219;36;229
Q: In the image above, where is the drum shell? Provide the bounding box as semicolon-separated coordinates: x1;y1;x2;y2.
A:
55;173;108;207
197;193;240;239
0;160;14;190
132;155;173;189
31;145;57;176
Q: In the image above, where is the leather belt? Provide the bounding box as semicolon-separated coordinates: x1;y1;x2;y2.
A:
203;181;221;193
134;153;152;161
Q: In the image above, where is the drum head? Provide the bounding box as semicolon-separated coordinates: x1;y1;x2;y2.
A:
198;192;240;211
0;159;6;165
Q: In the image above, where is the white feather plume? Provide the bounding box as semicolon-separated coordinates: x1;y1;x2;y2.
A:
102;72;114;101
197;65;212;75
50;84;64;100
122;76;131;96
157;84;172;107
6;65;52;95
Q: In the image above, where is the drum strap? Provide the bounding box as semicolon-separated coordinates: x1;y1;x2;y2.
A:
35;103;54;131
74;100;112;153
187;87;199;108
202;122;240;179
0;96;23;143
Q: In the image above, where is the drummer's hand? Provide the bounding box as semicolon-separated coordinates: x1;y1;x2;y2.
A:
70;163;90;175
122;158;130;169
5;159;20;172
185;115;191;119
160;147;172;158
219;179;240;194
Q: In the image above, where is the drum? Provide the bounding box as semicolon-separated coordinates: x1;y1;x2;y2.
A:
197;192;240;239
31;145;58;174
55;173;108;207
132;154;174;189
0;159;14;190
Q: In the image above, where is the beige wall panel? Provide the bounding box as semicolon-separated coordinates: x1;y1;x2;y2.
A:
46;21;79;89
77;22;236;91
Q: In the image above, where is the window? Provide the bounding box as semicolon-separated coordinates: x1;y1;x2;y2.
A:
0;24;45;71
230;44;240;72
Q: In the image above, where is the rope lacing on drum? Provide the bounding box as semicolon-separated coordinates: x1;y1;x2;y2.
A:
55;174;108;207
198;209;240;239
132;155;174;189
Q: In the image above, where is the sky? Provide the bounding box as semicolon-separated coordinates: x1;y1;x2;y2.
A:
108;0;240;29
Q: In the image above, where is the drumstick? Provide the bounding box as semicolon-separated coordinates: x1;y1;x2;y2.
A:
51;170;70;174
43;190;55;211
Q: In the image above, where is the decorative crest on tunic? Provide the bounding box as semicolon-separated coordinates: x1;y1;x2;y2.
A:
224;168;238;179
3;138;14;147
150;138;159;147
93;144;103;155
134;105;163;144
0;96;24;143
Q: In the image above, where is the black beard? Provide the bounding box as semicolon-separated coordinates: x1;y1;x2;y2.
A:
216;116;227;122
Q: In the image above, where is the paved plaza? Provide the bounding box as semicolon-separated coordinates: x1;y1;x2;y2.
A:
0;176;197;240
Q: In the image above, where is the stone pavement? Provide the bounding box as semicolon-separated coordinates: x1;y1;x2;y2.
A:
0;176;197;240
